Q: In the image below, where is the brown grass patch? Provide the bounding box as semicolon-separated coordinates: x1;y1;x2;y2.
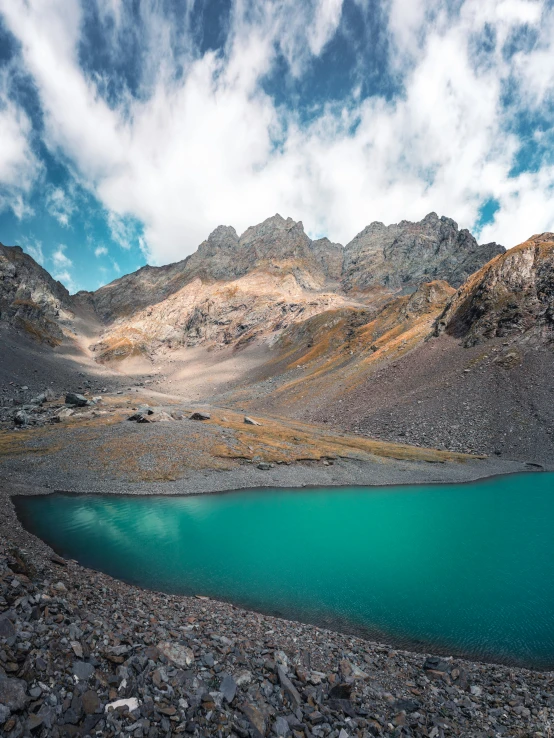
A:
0;429;61;459
207;411;476;465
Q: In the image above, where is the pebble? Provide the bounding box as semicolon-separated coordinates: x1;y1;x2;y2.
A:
0;537;553;738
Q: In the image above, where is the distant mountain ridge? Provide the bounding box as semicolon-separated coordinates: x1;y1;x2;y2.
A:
85;212;503;322
0;212;506;357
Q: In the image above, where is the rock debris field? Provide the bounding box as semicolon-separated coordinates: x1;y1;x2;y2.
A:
1;482;554;738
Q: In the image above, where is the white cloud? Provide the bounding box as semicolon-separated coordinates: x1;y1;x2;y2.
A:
107;212;141;250
1;0;553;266
52;268;76;292
21;238;45;265
52;244;73;268
0;69;41;218
50;244;77;290
479;166;554;245
94;245;108;257
45;185;75;226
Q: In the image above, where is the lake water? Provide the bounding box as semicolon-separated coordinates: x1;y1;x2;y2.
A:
14;472;554;669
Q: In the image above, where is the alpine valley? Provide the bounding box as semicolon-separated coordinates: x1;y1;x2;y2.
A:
0;211;552;473
2;213;554;738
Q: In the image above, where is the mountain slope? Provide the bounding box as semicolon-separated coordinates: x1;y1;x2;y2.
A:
0;243;73;345
436;232;554;346
343;212;504;291
90;215;343;324
85;213;503;359
234;234;554;464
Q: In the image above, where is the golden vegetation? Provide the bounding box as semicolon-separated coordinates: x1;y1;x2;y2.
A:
256;281;455;412
15;318;62;346
94;329;149;362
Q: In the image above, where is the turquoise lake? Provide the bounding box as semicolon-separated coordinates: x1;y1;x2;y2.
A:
14;472;554;669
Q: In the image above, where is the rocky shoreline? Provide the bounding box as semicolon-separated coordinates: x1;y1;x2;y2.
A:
2;475;554;738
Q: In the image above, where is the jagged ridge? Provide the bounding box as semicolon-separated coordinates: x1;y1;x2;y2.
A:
436;233;554;346
0;244;73;345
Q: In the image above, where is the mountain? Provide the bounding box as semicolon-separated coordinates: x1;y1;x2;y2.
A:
70;212;502;359
436;232;554;346
235;234;553;464
342;212;504;292
0;243;73;345
0;212;510;362
0;220;553;464
0;212;502;352
90;215;344;325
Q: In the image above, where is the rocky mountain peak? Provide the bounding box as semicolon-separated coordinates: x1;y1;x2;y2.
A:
204;225;239;249
343;213;504;292
238;214;310;255
0;243;73;344
436;233;554;346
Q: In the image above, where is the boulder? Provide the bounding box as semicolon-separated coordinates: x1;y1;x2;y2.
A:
157;642;195;667
244;416;261;425
241;703;266;738
274;716;290;736
65;393;89;407
13;410;29;426
0;614;16;639
72;661;95;681
190;412;211;421
148;411;174;422
277;665;301;706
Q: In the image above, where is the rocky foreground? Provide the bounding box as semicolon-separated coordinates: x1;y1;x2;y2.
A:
1;485;554;738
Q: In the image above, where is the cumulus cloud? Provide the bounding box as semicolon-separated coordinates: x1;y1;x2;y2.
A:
21;238;45;265
52;244;73;268
45;185;75;227
1;0;553;265
50;245;76;290
94;245;108;257
0;69;42;218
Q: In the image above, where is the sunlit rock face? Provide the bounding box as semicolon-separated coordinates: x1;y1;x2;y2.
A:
342;212;504;292
0;243;73;345
436;233;554;346
0;213;507;356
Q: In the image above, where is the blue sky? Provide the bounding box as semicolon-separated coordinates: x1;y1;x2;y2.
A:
0;0;553;293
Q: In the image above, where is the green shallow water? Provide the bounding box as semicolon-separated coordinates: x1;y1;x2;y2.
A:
14;472;554;669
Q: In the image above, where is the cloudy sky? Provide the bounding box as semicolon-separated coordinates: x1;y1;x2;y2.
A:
0;0;553;292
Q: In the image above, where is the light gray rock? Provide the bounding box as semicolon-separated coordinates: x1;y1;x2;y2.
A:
13;410;28;426
219;673;237;703
274;715;290;736
0;243;70;344
157;641;195;667
65;393;89;407
343;212;504;291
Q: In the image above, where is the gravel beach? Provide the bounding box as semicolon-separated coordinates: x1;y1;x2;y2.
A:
2;465;554;738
